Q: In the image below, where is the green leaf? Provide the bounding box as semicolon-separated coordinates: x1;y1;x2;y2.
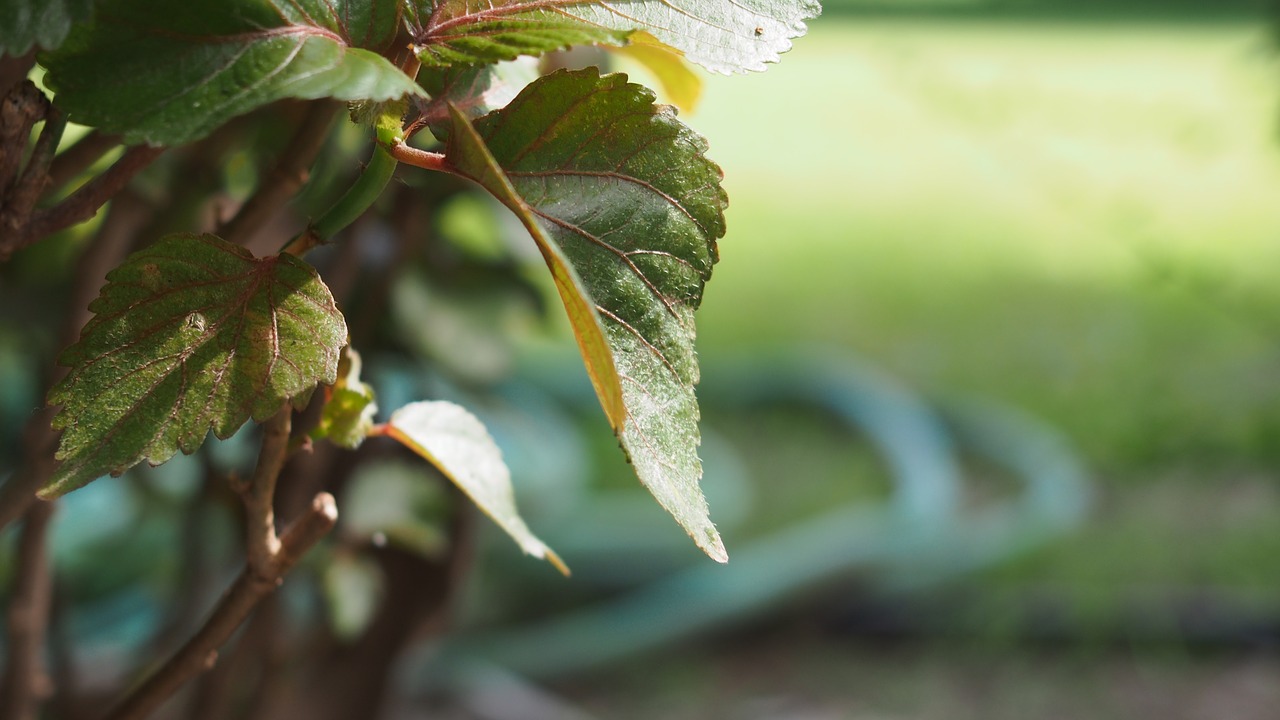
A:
311;346;377;449
0;0;94;55
43;233;347;498
416;57;540;139
410;8;628;68
409;0;819;74
440;68;727;562
383;401;568;574
40;0;420;146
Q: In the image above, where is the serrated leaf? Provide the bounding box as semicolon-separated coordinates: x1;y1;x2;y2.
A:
409;0;819;74
383;401;568;575
440;68;727;562
0;0;95;55
43;233;347;498
40;0;420;146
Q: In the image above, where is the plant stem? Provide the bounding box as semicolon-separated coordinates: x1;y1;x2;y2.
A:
1;144;165;260
0;501;56;720
385;141;448;172
0;80;48;199
101;410;338;720
219;102;340;247
3;106;67;236
282;130;400;257
45;131;122;195
102;495;337;720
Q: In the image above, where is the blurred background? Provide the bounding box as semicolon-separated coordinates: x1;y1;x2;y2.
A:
5;0;1280;718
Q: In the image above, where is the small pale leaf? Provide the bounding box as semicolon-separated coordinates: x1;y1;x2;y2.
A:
40;0;420;145
385;401;567;574
43;233;347;498
439;69;728;562
312;346;378;449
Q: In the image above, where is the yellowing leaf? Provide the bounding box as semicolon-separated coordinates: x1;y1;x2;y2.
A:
610;32;703;113
384;401;568;575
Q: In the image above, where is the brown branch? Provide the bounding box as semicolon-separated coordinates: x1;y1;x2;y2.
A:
244;409;290;574
218;101;339;247
0;190;152;533
0;80;49;199
0;51;36;100
102;408;338;720
3;106;66;238
0;500;57;720
46;131;123;194
2;144;165;260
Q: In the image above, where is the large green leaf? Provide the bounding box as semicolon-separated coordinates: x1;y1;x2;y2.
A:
0;0;95;55
440;69;727;561
43;233;347;498
40;0;419;146
383;401;568;574
409;0;820;74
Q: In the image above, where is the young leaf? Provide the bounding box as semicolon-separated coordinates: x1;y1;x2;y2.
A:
382;401;568;575
40;0;421;146
438;68;728;562
43;233;347;498
311;346;378;449
0;0;95;55
409;0;820;74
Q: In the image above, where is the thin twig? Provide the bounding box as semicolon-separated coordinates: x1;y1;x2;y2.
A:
0;80;49;199
244;410;290;574
102;408;338;720
46;131;123;194
102;493;337;720
3;106;67;235
2;144;165;260
0;500;57;720
218;102;340;246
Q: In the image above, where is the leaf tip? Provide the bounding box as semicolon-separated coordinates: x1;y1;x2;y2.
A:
544;548;571;577
703;531;728;564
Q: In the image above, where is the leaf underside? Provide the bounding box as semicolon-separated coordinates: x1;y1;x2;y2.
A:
410;0;820;74
43;233;347;498
0;0;95;56
39;0;420;146
385;401;567;574
442;68;728;561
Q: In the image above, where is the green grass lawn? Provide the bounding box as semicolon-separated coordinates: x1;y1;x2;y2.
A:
612;16;1280;617
636;17;1280;471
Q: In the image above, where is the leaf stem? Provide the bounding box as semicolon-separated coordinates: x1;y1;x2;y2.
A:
384;141;448;172
219;102;339;247
282;126;400;257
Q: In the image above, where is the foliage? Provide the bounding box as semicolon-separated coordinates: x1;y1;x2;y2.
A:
0;0;816;715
